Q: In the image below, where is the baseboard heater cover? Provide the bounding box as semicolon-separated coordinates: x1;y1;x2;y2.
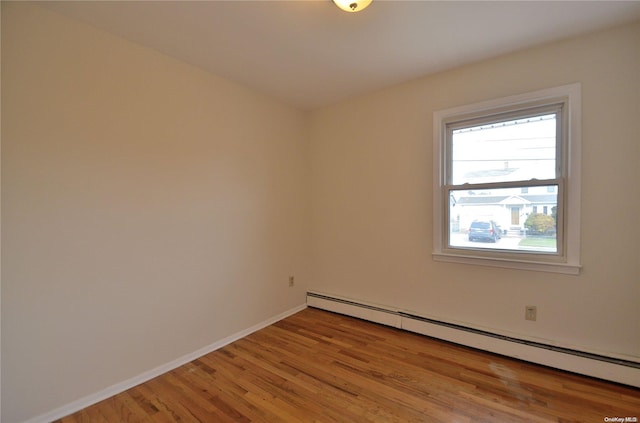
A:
306;292;640;388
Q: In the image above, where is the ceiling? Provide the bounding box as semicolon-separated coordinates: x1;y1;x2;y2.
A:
38;1;640;110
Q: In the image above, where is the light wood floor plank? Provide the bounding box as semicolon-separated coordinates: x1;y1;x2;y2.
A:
55;307;640;422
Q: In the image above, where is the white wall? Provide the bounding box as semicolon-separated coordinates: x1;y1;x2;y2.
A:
309;22;640;361
1;4;309;422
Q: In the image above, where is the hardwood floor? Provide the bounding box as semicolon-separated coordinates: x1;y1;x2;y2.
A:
57;307;639;422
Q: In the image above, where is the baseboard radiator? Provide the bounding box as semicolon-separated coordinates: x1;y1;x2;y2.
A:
306;291;640;388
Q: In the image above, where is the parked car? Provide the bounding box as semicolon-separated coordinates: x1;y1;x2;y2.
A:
468;220;501;243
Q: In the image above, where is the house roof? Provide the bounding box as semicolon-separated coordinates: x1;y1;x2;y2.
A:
457;194;557;205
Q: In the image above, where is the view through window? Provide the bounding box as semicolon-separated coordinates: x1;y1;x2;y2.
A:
446;112;561;254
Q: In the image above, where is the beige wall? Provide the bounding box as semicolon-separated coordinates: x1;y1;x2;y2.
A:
1;3;309;422
309;22;639;360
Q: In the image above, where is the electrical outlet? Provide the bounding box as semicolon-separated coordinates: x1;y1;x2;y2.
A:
289;276;295;287
525;305;537;321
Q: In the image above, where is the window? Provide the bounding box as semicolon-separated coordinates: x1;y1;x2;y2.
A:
433;84;581;274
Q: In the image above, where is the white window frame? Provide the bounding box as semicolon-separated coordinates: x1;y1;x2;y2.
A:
433;84;581;275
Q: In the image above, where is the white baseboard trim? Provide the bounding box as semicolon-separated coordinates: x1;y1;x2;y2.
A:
24;303;307;423
307;291;640;388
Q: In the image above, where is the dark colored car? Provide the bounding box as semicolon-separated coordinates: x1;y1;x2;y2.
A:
468;220;501;243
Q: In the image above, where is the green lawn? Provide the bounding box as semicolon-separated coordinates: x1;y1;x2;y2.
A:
518;237;557;249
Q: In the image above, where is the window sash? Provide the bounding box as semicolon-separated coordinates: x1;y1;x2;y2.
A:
442;178;566;259
443;103;566;186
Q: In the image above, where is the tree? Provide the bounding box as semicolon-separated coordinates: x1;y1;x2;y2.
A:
524;213;556;235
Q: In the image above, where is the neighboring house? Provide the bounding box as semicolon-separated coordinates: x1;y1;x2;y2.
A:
452;186;557;234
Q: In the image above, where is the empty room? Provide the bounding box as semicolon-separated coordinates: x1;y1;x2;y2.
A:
2;1;639;422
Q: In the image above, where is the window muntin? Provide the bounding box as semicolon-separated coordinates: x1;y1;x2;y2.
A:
432;84;581;274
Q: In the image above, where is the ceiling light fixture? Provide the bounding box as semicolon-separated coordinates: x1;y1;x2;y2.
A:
333;0;372;13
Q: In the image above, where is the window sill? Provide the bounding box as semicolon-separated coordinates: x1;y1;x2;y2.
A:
432;252;581;275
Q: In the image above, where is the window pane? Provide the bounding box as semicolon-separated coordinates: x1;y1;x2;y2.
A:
451;114;557;185
449;186;558;253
